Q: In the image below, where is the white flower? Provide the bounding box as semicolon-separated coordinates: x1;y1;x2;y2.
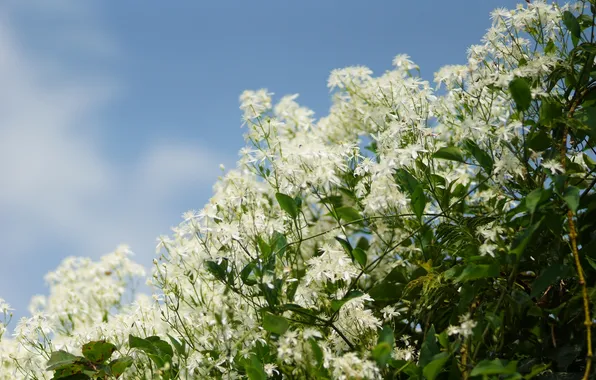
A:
479;243;499;257
541;159;564;175
239;89;272;120
264;363;279;376
380;305;400;321
447;313;477;338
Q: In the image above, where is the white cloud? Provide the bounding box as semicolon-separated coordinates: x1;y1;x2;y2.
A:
0;4;231;313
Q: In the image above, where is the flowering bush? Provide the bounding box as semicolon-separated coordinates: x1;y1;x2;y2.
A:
2;0;596;378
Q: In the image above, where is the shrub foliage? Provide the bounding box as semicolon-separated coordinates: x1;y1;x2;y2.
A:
2;1;596;379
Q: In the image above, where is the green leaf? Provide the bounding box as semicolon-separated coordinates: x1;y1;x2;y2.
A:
335;206;362;223
240;262;257;286
331;290;364;312
433;147;466;163
419;325;439;367
352;247;367;268
372;342;392;367
275;192;298;219
81;340;116;364
423;352;450;380
51;365;89;379
109;356;133;377
523;363;550;379
309;338;324;368
394;168;420;195
525;188;551;215
244;354;267;380
539;99;562;125
545;39;556;54
470;359;518;376
510;219;543;257
129;335;173;369
584;153;596;170
463;139;493;173
509;77;532;111
531;265;570;298
562;186;580;213
368;266;407;301
270;232;287;257
411;186;426;221
145;336;174;357
205;260;227;281
335;236;353;256
46;350;82;371
437;330;449;349
586;256;596;271
262;312;289;335
456;263;499;282
563;11;581;39
373;326;394;366
167;334;186;358
378;325;394;346
528;130;552;152
257;236;271;259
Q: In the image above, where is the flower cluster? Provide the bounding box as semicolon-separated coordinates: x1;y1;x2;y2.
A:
2;1;596;378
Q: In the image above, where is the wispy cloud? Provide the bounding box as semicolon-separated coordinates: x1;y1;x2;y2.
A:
0;3;230;316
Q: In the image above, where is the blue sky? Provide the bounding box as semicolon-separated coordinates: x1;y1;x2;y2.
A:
0;0;519;324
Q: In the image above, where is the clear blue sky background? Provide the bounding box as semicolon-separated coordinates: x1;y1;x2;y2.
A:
0;0;519;325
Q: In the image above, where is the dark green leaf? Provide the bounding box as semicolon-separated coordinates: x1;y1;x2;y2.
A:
470;359;518;376
205;260;226;281
423;352;450;380
528;130;552;152
257;236;271;259
275;192;298;219
373;327;394;366
46;351;81;371
352;247;367;268
109;356;133;377
411;186;426;221
586;256;596;271
167;334;186;358
509;77;532;111
562;186;580;213
551;344;582;371
539;99;562;125
545;39;556;54
463;139;493;173
419;325;439;367
510;219;543;257
531;265;570;298
433;147;466;163
563;11;581;39
81;340;116;364
262;312;289;335
309;338;324;368
394;168;420;195
335;236;353;256
244;354;267;380
270;232;287;257
525;188;551;215
456;263;499;282
378;325;394;346
51;365;89;379
240;262;257;286
335;206;361;223
129;335;173;359
368;266;407;301
372;342;392;367
523;363;550;379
